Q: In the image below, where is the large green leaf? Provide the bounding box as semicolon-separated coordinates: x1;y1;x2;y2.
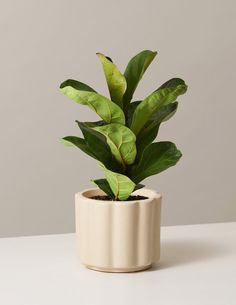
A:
60;136;95;159
127;78;185;131
93;123;137;168
130;83;187;135
97;53;126;108
131;142;182;183
123;50;157;108
100;164;135;200
91;179;115;199
60;79;125;125
136;102;178;159
76;122;122;172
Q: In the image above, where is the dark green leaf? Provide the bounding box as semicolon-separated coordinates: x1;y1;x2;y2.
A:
91;179;115;199
136;102;178;159
136;124;160;160
126;100;141;127
60;79;96;92
80;120;105;128
150;101;178;123
130;142;182;183
77;121;122;172
134;183;145;191
156;78;186;90
60;136;95;159
105;56;113;62
123;50;157;108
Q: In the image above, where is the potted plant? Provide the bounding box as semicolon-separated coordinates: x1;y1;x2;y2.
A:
60;50;187;272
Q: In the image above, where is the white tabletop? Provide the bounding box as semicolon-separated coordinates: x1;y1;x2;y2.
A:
0;222;235;305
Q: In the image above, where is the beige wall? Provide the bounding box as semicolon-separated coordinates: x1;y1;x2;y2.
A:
0;0;236;237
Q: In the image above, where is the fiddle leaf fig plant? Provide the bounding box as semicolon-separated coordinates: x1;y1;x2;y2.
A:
60;50;187;200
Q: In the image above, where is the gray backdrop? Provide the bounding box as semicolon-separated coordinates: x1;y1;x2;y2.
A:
1;0;236;237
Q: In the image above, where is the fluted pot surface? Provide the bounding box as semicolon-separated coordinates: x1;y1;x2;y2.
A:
75;188;162;272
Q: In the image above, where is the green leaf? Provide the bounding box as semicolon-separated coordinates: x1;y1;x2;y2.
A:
60;136;95;159
100;164;135;200
126;86;179;128
131;142;182;183
60;79;96;92
134;78;184;127
93;123;137;168
76;122;122;172
136;102;178;158
130;83;187;135
60;79;125;125
123;50;157;108
97;53;127;108
91;179;115;199
133;183;145;191
157;78;186;90
155;102;178;123
126;100;141;127
80;120;105;128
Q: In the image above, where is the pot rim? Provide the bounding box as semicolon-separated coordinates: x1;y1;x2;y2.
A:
76;187;162;205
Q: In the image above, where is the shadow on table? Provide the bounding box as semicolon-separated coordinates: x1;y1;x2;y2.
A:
150;239;224;271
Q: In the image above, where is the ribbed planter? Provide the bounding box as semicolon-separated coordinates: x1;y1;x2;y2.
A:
75;188;162;272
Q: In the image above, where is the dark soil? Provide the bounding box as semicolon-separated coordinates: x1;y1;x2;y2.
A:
90;195;148;201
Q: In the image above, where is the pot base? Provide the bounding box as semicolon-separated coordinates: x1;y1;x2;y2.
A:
85;264;152;273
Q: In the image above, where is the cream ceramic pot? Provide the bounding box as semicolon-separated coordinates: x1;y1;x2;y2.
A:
75;188;162;272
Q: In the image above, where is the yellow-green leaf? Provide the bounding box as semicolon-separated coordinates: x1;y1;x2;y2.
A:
60;79;125;124
97;53;126;108
100;164;135;200
93;123;137;168
130;83;187;135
